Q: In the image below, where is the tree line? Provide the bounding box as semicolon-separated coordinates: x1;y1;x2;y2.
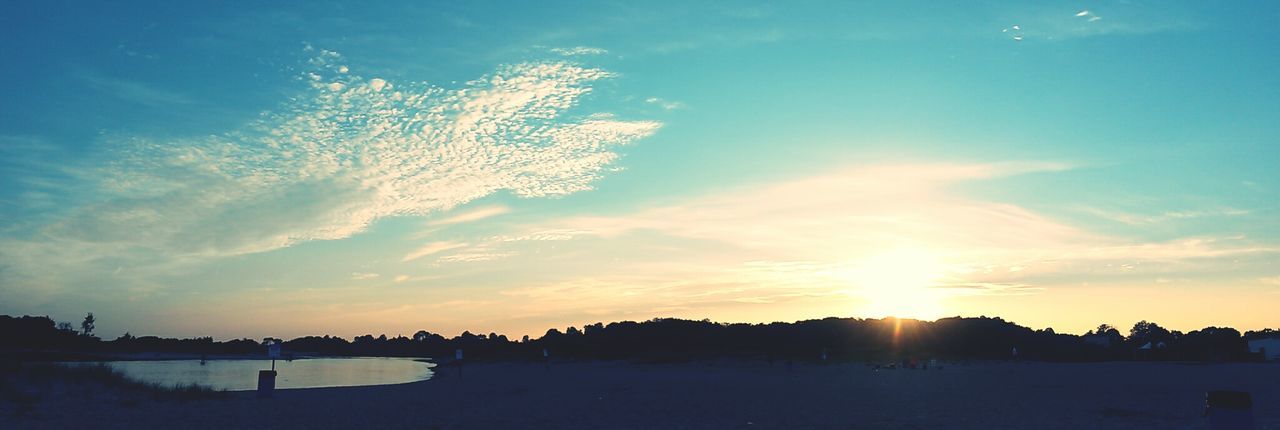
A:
1;314;1273;362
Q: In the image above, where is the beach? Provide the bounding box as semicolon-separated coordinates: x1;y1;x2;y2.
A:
5;360;1278;429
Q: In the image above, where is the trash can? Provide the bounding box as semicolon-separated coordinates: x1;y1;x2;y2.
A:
257;370;277;398
1205;390;1253;430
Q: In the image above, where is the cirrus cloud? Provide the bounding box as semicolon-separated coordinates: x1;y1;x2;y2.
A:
0;50;660;295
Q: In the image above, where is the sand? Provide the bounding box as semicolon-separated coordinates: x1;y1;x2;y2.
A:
5;360;1279;429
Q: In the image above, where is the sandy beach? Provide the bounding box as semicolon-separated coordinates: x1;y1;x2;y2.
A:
5;360;1278;429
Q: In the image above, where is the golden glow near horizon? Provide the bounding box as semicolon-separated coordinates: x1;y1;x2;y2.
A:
840;248;948;320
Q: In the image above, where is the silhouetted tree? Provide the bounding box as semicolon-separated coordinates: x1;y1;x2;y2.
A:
1129;320;1173;346
1090;323;1124;344
56;322;74;332
1176;327;1246;361
80;313;95;337
0;313;1267;364
1245;328;1279;340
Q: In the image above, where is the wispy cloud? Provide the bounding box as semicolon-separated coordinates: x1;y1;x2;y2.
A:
403;241;469;262
1077;207;1251;225
645;97;686;110
550;46;608;56
427;205;511;227
998;4;1197;42
463;162;1277;321
75;71;192;106
0;50;660;296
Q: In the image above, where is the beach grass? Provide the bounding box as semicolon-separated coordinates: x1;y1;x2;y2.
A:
1;360;227;402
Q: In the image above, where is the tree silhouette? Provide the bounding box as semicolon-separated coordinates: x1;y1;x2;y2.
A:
1129;320;1173;346
80;313;95;337
1;313;1270;363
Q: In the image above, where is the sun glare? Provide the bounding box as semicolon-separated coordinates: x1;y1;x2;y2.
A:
841;248;947;320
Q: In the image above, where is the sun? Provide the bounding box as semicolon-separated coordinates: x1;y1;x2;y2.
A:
840;248;947;320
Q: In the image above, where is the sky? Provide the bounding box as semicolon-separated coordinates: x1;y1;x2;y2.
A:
1;1;1277;340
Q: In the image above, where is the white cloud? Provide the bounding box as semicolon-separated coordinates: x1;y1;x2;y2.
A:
403;241;468;262
550;46;608;56
350;272;380;280
644;97;686;110
1002;4;1193;41
0;51;660;293
427;205;510;226
1077;207;1251;225
436;252;516;263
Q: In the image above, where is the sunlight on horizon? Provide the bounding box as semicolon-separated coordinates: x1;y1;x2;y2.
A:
840;248;949;320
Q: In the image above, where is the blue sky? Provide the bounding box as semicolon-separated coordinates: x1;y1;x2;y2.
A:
2;1;1277;339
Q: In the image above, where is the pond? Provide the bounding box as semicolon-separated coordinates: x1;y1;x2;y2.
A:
64;357;435;391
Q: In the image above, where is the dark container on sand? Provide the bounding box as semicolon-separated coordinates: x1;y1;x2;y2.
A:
1205;390;1253;430
258;370;277;398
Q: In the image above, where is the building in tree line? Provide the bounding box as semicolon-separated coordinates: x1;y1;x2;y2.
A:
1248;336;1280;361
1082;334;1112;348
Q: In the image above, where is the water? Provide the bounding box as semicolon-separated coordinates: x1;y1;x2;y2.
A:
64;357;435;391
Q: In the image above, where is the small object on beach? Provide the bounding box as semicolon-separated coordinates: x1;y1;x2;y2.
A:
1205;390;1254;429
257;369;277;398
456;348;465;376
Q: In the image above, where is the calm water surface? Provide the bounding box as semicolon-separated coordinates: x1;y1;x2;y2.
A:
65;357;434;391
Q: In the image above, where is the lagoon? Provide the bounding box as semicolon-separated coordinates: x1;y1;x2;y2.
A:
65;357;434;391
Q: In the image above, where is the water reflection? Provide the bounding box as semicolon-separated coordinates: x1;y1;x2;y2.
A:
64;357;434;391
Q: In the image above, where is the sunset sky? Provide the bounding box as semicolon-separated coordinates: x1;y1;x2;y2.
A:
2;1;1277;340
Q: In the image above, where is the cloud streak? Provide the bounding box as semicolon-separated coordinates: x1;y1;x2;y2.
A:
403;242;468;262
427;205;511;226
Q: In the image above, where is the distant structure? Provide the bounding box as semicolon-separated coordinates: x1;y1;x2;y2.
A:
1082;334;1112;348
1248;335;1280;361
1137;341;1166;350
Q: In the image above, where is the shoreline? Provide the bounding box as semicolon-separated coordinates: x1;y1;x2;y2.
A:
5;360;1278;429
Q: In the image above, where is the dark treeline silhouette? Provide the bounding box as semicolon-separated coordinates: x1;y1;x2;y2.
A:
2;314;1273;363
